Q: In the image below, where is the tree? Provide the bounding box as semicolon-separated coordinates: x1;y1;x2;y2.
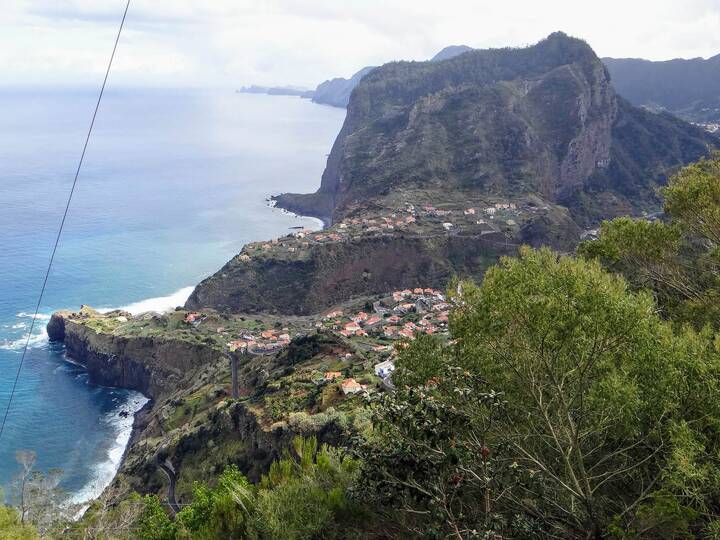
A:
370;247;720;537
0;503;38;540
11;451;65;534
137;495;176;540
251;436;361;540
175;465;255;540
580;154;720;328
357;365;533;539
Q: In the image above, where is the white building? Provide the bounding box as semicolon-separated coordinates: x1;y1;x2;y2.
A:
374;360;396;378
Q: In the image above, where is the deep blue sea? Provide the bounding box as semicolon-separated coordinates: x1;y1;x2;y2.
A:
0;87;344;503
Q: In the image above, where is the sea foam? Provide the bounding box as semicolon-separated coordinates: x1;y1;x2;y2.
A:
69;392;150;510
99;286;195;316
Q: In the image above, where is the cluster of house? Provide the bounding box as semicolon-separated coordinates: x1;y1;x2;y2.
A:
227;328;293;354
319;288;450;342
321;358;396;397
237;200;529;263
420;202;523;231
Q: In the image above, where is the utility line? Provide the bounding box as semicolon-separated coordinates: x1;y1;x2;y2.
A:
0;0;131;442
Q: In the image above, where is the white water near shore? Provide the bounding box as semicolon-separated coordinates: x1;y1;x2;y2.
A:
99;286;195;316
67;286;194;507
69;392;149;510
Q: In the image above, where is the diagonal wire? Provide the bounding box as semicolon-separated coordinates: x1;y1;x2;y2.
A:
0;0;131;443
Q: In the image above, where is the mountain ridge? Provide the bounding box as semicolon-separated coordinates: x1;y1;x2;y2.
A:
275;32;717;227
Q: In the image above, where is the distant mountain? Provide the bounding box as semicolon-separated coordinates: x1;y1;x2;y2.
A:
431;44;473;62
237;85;313;98
311;46;475;108
275;32;718;227
603;55;720;124
238;45;478;109
311;66;377;108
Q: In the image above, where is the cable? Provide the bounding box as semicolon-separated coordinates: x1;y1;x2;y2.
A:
0;0;131;442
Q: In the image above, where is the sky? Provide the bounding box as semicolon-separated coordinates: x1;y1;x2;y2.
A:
1;0;719;88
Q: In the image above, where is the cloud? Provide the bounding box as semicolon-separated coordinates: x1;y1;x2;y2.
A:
0;0;718;88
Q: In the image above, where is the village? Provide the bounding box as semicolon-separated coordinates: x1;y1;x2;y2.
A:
184;284;454;404
239;198;551;262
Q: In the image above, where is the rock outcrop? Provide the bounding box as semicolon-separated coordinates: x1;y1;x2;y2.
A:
47;310;219;398
275;32;717;226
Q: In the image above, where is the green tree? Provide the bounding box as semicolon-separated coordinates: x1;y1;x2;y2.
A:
357;365;532;538
0;504;38;540
580;154;720;328
368;247;720;537
251;436;361;539
137;495;176;540
175;465;254;540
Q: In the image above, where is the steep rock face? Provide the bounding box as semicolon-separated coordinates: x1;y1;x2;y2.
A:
186;218;578;315
48;312;219;398
275;32;717;225
312;66;377;108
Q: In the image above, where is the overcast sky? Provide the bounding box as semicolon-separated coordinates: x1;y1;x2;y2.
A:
2;0;719;88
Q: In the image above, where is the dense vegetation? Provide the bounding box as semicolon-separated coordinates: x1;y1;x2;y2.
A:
5;156;720;538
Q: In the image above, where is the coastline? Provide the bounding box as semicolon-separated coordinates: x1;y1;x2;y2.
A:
59;286;197;509
267;195;331;228
58;198;326;508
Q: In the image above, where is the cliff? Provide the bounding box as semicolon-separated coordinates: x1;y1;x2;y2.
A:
275;32;717;226
47;308;219;399
312;66;377;108
47;309;359;498
187;195;580;315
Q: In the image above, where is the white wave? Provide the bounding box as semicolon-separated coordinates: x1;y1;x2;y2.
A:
0;326;48;351
302;216;325;231
16;312;51;321
69;392;150;511
98;286;195;316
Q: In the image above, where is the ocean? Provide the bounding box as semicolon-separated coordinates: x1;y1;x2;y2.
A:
0;87;344;504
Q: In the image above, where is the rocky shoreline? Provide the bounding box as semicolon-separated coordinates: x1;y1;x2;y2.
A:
46;306;352;503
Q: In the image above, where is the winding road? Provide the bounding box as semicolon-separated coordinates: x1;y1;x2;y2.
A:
158;458;180;514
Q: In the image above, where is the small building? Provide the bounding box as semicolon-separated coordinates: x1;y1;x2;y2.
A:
324;371;342;381
464;208;476;215
485;207;496;215
341;378;366;395
344;322;362;333
374;360;396;378
398;328;415;339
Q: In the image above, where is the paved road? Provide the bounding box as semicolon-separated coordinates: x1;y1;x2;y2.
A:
158;458;180;514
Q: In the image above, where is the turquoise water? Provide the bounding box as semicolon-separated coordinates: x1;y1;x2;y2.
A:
0;87;344;502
